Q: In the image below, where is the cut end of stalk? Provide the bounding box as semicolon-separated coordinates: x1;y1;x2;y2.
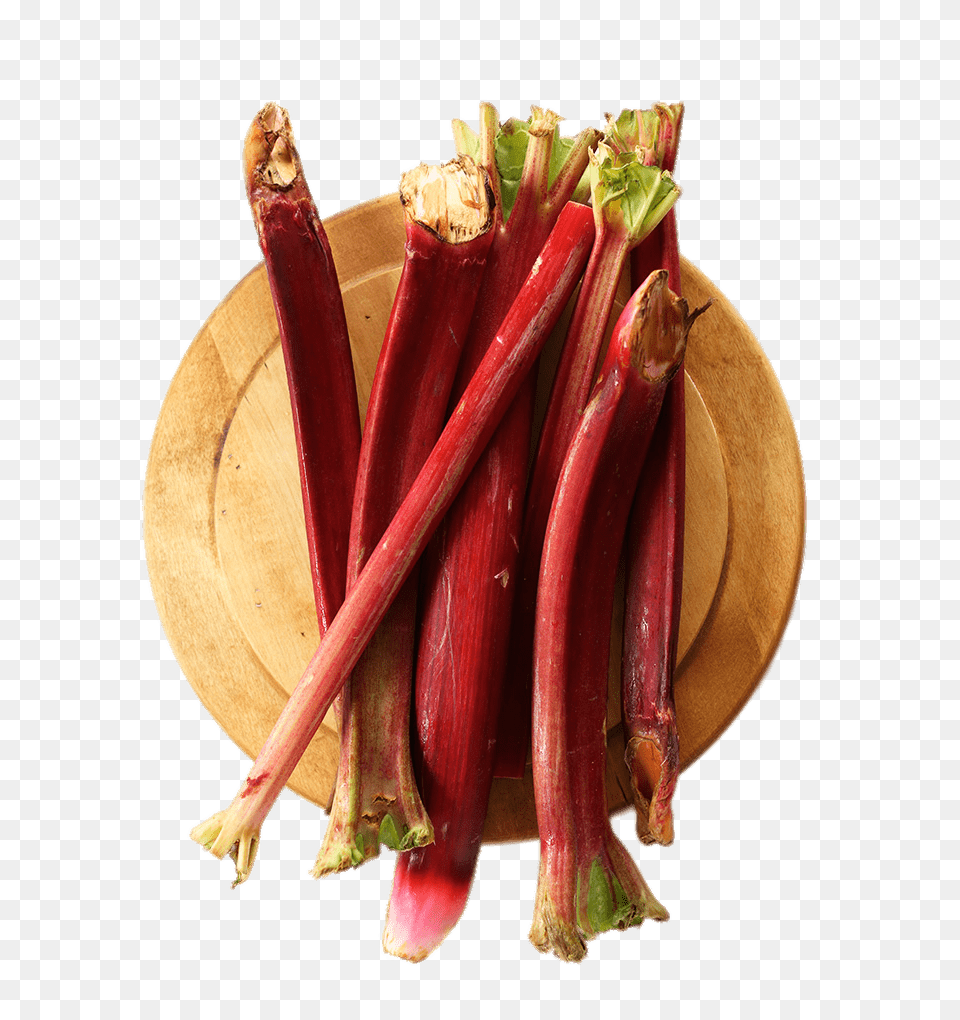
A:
190;809;260;888
382;851;472;962
312;810;434;878
529;881;588;962
399;155;495;243
243;102;304;194
619;271;712;380
312;827;380;877
626;730;679;847
527;105;563;137
530;841;669;962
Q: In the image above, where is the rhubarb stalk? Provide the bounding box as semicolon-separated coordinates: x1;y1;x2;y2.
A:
530;270;705;962
497;122;681;778
314;156;496;874
241;102;362;636
190;201;596;886
621;103;688;844
381;106;598;962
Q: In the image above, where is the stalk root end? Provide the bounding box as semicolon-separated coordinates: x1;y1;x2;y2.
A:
529;893;588;963
190;809;260;888
313;806;434;878
312;833;377;877
243;102;305;196
626;727;680;847
529;838;669;962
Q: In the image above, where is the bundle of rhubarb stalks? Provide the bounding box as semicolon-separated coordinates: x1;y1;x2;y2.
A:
191;101;710;963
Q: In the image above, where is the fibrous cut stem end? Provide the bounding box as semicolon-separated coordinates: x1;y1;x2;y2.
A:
627;728;679;846
190;809;260;888
527;104;563;137
312;830;378;877
529;884;587;962
313;812;434;878
622;270;712;379
399;155;494;243
529;844;669;962
243;102;304;194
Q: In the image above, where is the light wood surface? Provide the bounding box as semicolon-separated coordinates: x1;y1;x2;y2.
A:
144;193;804;843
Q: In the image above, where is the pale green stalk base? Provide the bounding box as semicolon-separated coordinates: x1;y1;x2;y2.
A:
529;887;589;963
190;808;260;889
311;608;434;878
312;807;433;877
529;836;669;962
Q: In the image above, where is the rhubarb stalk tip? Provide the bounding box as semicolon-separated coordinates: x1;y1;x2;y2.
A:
399;155;494;242
529;843;669;962
588;140;681;245
627;728;679;846
190;809;260;888
243;102;304;195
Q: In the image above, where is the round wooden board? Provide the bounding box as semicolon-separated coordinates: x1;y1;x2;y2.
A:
144;194;804;844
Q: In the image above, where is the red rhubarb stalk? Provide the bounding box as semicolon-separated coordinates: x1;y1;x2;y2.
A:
621;103;688;844
241;103;362;637
381;106;598;962
190;201;596;886
622;103;684;296
530;270;704;962
313;156;496;874
497;123;681;778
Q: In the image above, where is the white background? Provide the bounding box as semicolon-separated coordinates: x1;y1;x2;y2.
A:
7;1;955;1015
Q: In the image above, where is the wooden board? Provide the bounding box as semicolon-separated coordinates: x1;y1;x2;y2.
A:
144;194;804;843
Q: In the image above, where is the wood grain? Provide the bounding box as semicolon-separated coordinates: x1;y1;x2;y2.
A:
144;194;804;842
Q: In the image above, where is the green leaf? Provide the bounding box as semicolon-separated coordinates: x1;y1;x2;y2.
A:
589;141;680;245
491;118;528;222
605;108;638;155
455;108;586;224
548;132;577;194
378;813;402;851
603;104;685;169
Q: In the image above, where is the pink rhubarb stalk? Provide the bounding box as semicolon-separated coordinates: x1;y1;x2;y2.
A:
530;270;705;962
314;156;496;874
241;102;362;637
622;102;689;845
497;119;681;778
190;201;596;886
381;105;598;962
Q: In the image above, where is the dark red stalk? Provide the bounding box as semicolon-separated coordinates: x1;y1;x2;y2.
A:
496;124;681;779
314;156;496;874
241;102;362;637
190;201;596;886
623;104;689;845
530;271;702;962
380;106;598;962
